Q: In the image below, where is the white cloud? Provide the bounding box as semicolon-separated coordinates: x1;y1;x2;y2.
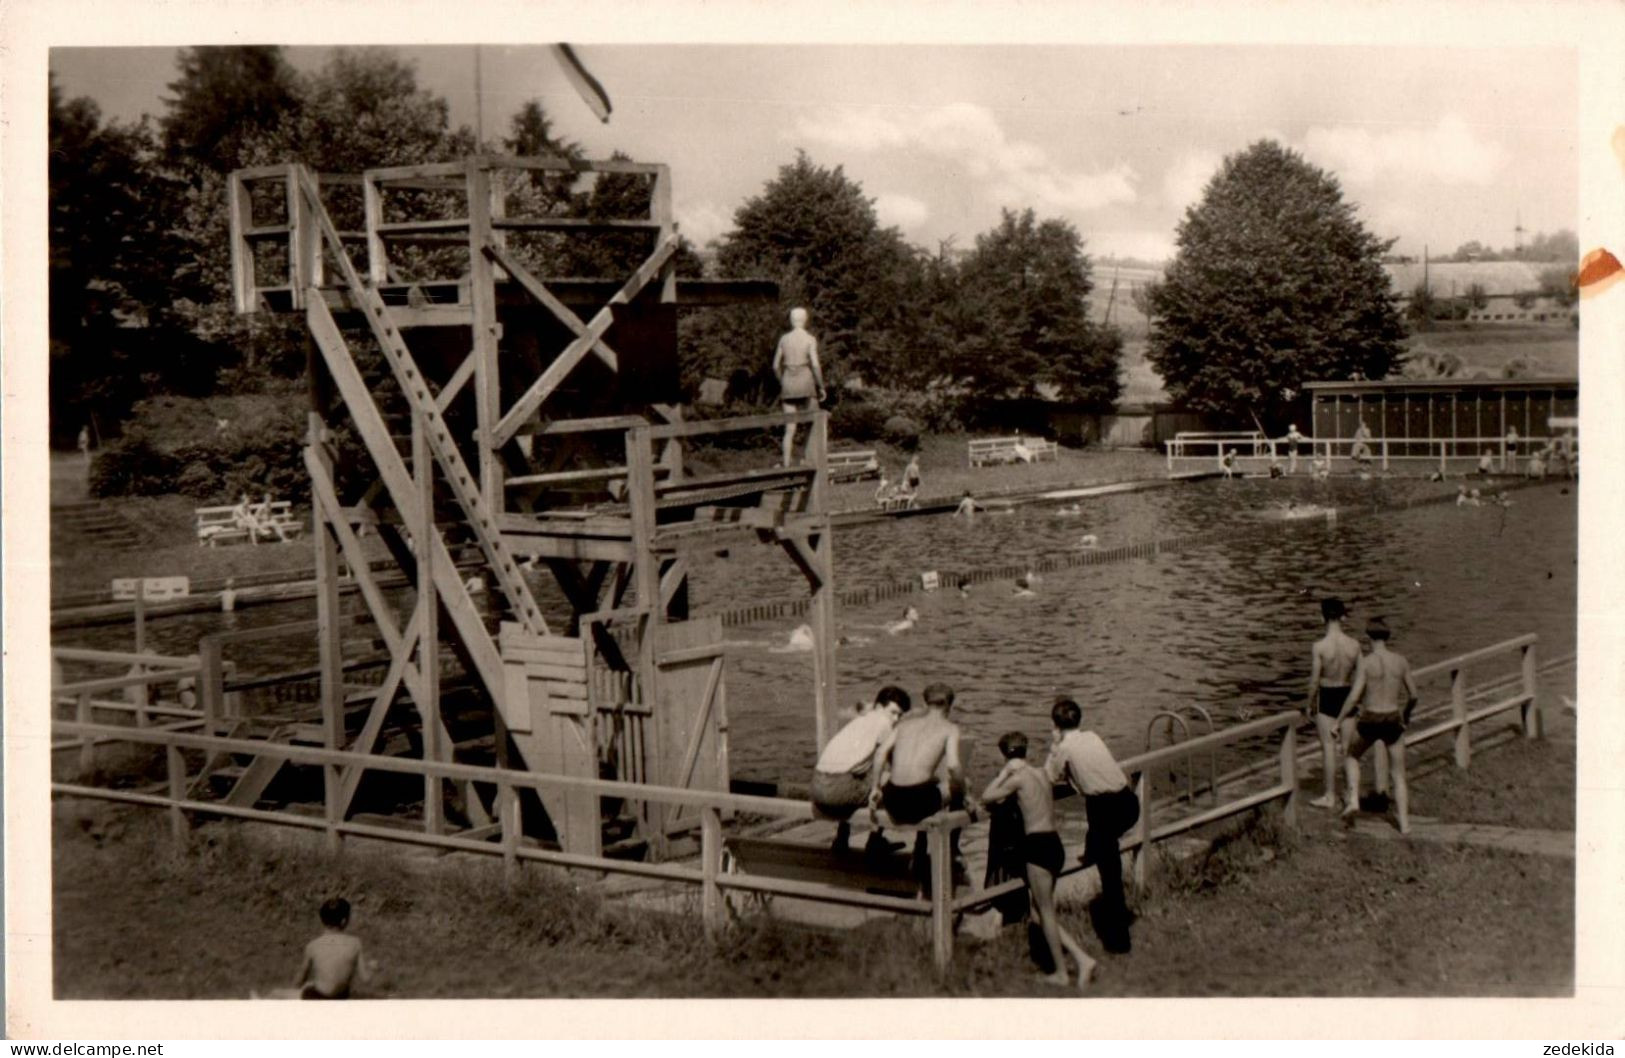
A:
1163;150;1223;209
791;102;1137;215
674;198;732;248
873;192;929;230
1301;115;1508;187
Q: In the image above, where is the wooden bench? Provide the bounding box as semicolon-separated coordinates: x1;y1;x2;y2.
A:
195;501;304;547
827;449;881;483
968;436;1060;467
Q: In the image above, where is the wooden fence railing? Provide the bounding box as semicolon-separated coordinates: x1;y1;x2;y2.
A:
51;705;1300;970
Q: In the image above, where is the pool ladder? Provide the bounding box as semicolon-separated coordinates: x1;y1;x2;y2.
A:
1144;705;1219;806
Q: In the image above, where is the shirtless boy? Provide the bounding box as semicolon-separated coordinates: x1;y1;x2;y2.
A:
1306;598;1361;809
1336;618;1419;834
873;682;964;887
981;731;1097;989
295;897;365;999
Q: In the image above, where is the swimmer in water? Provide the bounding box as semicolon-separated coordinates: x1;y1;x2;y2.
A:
1013;574;1037;598
953;491;980;518
1077;534;1099;549
773;624;816;652
885;607;920;635
1055;503;1084;517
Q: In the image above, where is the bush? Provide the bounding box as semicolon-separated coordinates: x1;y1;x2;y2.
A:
87;393;310;502
88;437;179;498
882;415;921;450
828;400;889;443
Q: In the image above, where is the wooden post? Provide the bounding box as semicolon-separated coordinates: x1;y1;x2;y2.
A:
1131;770;1151;891
228;173;256;314
166;744;188;848
311;414;344;857
77;692;94;774
199;637;223;732
363;171;387;285
1451;666;1470;769
1278;723;1297;830
626;425;666;854
133;580;146;657
1439;439;1447;477
499;781;519;882
415;409;445;835
701;805;724;938
1381;438;1389;471
929;822;954;972
467;158;505;506
1522;640;1541;739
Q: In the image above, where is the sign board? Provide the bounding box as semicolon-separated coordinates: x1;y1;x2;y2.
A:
920;571;940;592
111;576;191;601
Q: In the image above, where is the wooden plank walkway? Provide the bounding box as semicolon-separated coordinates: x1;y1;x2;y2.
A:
1341;814;1574;858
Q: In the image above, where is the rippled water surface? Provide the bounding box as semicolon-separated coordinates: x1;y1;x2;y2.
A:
61;479;1577;785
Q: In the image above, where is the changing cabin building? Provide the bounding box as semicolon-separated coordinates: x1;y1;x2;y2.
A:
1304;377;1578;472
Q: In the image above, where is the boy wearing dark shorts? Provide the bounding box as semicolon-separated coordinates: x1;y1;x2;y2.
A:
981;731;1096;989
1307;597;1362;809
1336;618;1419;834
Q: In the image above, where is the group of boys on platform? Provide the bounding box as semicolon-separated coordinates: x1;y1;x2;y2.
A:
809;682;1139;989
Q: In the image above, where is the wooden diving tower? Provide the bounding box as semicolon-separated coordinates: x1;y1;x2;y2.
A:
226;154;840;859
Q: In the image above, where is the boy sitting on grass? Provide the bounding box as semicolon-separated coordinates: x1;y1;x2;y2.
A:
263;897;367;999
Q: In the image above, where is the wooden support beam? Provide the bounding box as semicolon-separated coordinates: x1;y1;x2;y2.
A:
363;172;386;285
483;242;622;372
337;617;423;815
435;350;477;413
479;152;664;176
304;296;505;699
777;534;824;591
297;167;546;638
364;161;469;182
415;411;445;836
492;235;680;446
491;217;663;232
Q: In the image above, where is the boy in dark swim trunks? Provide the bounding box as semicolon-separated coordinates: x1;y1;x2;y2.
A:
981;731;1097;989
1307;597;1362;809
1336;618;1419;834
873;682;964;888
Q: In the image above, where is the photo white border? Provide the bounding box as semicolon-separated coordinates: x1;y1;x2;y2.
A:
5;0;1623;1040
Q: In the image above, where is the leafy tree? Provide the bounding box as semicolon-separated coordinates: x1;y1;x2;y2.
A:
161;46;300;175
1464;282;1489;311
949;208;1121;404
49;76;211;442
1147;140;1406;426
702;152;921;389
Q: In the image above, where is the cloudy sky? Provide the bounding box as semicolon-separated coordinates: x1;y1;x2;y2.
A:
51;42;1578;263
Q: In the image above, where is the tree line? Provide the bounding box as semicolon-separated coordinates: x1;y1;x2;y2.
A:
50;45;1125;464
56;46;1449;489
